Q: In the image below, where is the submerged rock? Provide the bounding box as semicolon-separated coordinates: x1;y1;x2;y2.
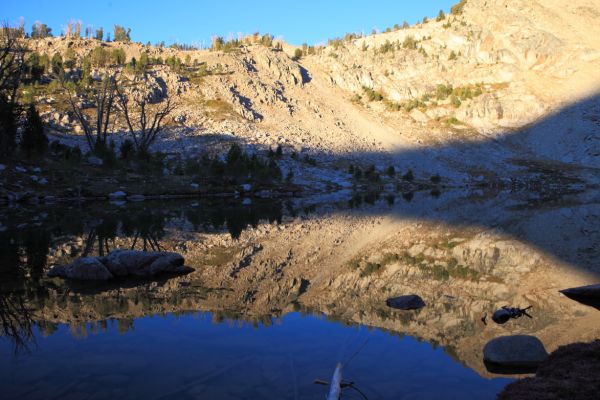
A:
386;294;426;310
47;250;192;281
483;335;548;374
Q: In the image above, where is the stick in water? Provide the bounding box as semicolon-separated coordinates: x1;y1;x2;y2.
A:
327;363;343;400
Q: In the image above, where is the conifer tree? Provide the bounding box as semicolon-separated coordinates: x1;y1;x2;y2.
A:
21;103;48;156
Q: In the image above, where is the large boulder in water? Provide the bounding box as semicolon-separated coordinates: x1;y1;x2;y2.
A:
483;335;548;374
48;257;114;281
386;294;426;310
47;250;192;281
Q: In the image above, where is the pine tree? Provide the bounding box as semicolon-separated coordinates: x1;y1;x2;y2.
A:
0;95;17;157
21;104;48;157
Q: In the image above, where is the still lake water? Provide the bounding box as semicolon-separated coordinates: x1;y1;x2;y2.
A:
1;190;599;399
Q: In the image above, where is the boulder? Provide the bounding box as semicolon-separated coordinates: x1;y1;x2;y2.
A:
108;191;127;199
86;156;104;166
48;257;114;281
386;294;426;310
101;250;189;277
47;250;192;281
483;335;548;374
560;284;600;310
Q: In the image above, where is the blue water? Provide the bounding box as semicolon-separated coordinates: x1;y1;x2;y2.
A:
0;312;511;400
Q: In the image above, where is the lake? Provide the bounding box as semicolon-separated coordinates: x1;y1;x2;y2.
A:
1;189;599;399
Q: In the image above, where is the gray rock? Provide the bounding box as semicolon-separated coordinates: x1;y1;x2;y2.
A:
101;250;189;277
47;250;191;281
108;191;127;199
560;283;600;310
86;156;104;166
386;294;426;310
48;257;114;281
483;335;548;374
560;283;600;298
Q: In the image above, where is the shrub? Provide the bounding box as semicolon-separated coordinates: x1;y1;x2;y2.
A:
362;86;383;101
111;48;126;65
90;46;109;67
303;154;317;166
364;164;380;182
437;10;446;21
51;53;63;75
64;48;77;69
21;104;48;157
385;165;396;176
292;48;303;61
402;36;418;50
0;95;18;157
430;174;441;184
450;95;462;108
119;139;135;159
436;84;453;100
448;50;457;61
360;262;382;277
402;169;414;181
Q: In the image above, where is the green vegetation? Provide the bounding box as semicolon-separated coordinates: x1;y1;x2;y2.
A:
113;25;131;42
21;104;48;157
445;117;462;125
450;95;462;108
402;35;418;50
360;262;382;277
179;143;283;185
437;10;446;21
211;32;275;52
30;22;52;39
292;48;303;61
362;86;384;101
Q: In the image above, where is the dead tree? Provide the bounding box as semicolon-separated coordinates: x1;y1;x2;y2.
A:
63;74;117;151
115;72;177;153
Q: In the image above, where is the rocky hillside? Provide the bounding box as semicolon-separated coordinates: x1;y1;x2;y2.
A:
26;0;600;185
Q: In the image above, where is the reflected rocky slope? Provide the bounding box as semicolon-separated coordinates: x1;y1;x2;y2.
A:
1;191;599;377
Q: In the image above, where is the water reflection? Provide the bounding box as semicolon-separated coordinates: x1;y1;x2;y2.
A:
0;190;599;399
